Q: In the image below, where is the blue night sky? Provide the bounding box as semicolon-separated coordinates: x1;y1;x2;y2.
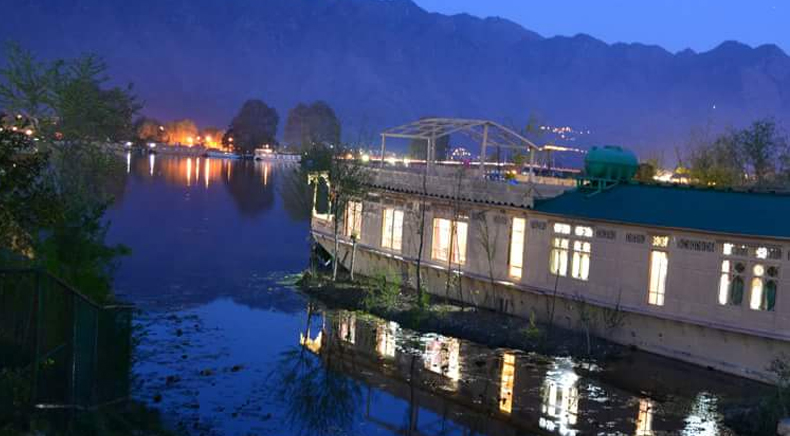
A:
414;0;789;53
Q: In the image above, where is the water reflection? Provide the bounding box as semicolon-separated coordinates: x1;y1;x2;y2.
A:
289;308;748;436
540;359;580;436
122;153;309;220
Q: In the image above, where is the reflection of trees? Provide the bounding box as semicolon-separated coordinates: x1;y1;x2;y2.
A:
268;306;363;436
278;166;313;222
224;160;275;217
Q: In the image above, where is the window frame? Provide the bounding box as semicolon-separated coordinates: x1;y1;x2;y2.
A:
381;207;404;252
647;249;669;306
509;217;527;279
431;217;468;265
344;200;363;239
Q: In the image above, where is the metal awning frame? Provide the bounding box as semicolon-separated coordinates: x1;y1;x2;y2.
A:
378;117;540;177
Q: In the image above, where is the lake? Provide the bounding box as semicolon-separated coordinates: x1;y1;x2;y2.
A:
106;153;765;436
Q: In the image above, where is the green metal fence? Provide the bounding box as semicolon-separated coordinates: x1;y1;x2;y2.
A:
0;268;133;409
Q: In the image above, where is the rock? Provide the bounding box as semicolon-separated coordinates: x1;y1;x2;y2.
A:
778;418;790;436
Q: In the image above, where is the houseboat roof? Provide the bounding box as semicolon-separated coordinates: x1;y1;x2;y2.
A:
533;183;790;240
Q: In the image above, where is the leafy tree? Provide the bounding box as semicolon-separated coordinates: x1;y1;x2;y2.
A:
684;119;789;188
735;118;789;186
227;99;279;155
687;133;744;187
0;42;140;142
0;123;54;258
163;119;198;145
283;101;341;151
134;117;166;144
634;162;657;183
199;126;224;148
0;44;132;302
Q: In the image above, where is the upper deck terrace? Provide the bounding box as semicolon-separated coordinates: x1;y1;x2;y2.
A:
363;117;579;208
363;163;576;209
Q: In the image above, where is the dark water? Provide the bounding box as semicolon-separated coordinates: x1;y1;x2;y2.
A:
107;153;762;436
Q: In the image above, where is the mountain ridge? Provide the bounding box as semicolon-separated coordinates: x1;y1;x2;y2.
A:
1;0;788;155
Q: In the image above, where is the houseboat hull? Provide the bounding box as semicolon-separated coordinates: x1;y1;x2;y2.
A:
310;173;790;383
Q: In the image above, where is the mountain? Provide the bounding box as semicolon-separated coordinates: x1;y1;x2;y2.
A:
2;0;789;156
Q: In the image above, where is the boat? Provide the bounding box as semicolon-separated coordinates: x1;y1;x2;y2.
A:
254;148;301;162
205;149;240;159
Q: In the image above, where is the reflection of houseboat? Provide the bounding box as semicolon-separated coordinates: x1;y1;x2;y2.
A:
301;309;751;435
310;118;790;383
254;147;301;162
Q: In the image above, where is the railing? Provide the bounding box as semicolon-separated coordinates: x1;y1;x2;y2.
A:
0;268;133;409
364;165;574;207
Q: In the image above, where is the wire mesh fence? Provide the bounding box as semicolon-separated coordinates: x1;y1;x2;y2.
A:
0;268;133;409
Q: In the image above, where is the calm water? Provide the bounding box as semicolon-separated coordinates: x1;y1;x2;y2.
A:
107;153;762;436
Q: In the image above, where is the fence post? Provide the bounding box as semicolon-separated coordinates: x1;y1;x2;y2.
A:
32;270;43;404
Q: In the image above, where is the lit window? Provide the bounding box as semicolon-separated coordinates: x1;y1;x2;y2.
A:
509;218;526;279
756;247;769;260
345;201;363;238
750;264;778;311
648;250;668;306
553;222;571;235
550;238;569;276
719;260;745;306
381;208;404;251
574;226;593;238
571;241;591;281
652;235;669;248
499;353;516;414
636;399;654;436
431;218;468;265
723;243;733;256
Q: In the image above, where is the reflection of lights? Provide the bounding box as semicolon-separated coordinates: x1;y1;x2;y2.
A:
148;142;156;149
263;163;269;186
499;353;516;414
375;321;398;358
186;158;192;186
636;399;654;436
125;141;133;147
403;158;410;167
339;312;356;344
540;358;579;436
126;152;131;174
195;157;200;180
300;330;323;354
423;335;460;383
204;158;210;188
149;153;155;176
681;394;719;436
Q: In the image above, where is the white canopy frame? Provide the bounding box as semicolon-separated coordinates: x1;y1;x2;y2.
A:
379;118;541;178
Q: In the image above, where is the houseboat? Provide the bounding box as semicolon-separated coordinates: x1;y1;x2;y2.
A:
309;118;790;383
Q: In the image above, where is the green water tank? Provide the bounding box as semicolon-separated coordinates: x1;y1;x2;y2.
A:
584;145;639;181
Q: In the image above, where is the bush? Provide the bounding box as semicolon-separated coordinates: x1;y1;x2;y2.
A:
363;271;401;312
